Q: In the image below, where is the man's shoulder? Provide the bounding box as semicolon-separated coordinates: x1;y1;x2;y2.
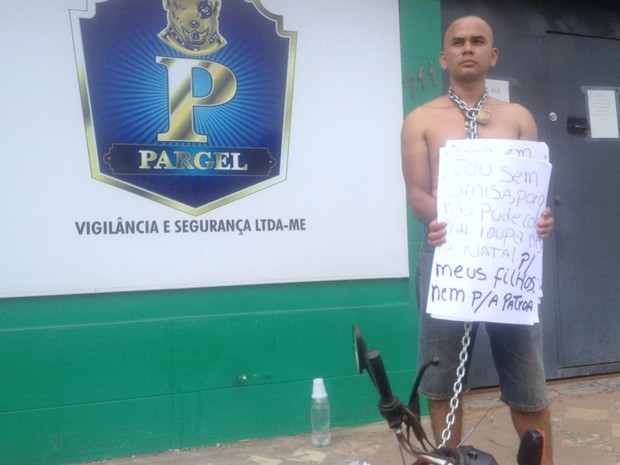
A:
416;95;453;112
483;98;537;139
487;98;536;123
404;95;452;123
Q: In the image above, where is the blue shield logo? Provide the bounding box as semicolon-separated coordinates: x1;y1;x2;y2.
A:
71;0;296;214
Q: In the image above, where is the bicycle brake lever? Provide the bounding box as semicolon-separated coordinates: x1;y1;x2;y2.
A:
408;357;440;409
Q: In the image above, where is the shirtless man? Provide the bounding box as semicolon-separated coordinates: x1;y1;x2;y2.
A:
401;16;554;464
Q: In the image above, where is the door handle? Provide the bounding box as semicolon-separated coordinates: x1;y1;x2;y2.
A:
567;116;589;135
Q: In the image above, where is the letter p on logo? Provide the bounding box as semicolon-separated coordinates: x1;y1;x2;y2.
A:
156;56;237;143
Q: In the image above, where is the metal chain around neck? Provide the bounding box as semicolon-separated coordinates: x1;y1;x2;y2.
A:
439;321;473;449
448;87;488;139
438;88;483;448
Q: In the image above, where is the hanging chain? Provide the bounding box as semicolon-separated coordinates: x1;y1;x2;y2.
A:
437;87;484;449
439;321;473;448
448;87;488;139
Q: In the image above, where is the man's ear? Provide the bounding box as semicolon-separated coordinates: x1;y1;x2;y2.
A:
163;0;170;10
490;47;499;67
439;51;448;71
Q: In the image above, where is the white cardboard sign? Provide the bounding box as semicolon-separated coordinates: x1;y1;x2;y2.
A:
428;140;552;325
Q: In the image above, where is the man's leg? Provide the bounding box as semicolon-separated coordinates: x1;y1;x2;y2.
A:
429;398;463;448
487;322;552;465
415;239;472;450
511;406;553;465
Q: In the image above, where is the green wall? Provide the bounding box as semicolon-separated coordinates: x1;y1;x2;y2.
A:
0;1;442;464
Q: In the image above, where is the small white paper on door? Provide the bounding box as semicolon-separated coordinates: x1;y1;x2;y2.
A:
486;79;510;103
587;89;619;139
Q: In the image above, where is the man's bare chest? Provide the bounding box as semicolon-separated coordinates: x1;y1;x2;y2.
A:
427;107;520;150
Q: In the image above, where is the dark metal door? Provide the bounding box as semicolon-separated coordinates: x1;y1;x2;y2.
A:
546;32;620;376
441;0;620;385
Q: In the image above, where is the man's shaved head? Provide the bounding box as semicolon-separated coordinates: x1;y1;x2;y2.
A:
443;16;494;49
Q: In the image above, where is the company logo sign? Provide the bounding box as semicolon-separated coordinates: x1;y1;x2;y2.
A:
71;0;296;215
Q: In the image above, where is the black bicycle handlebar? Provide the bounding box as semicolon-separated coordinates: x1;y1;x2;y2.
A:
352;324;543;465
365;349;403;424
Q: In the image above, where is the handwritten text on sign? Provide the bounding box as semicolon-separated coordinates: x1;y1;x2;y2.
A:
428;140;552;325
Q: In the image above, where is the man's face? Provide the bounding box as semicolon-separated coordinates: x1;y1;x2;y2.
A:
440;17;498;82
165;0;221;48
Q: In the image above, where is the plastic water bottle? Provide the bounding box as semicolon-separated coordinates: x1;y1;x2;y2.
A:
311;378;331;446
